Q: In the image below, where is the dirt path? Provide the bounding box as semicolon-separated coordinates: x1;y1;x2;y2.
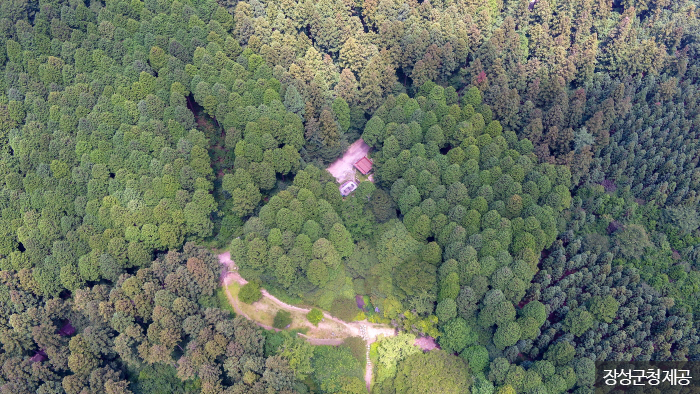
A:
326;139;371;183
219;252;394;391
221;275;278;331
297;334;345;346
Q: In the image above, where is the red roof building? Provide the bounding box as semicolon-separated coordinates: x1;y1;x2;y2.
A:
354;157;373;175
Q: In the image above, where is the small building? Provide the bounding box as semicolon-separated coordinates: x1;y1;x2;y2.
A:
339;180;358;196
354;156;373;175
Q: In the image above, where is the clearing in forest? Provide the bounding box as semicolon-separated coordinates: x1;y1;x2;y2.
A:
326;139;371;183
219;251;396;390
226;281;352;340
219;252;395;342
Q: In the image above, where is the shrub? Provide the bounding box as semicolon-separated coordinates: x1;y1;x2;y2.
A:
273;310;293;329
307;308;323;325
330;298;359;322
239;281;262;304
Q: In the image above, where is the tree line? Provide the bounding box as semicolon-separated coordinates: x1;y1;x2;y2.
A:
1;0;700;393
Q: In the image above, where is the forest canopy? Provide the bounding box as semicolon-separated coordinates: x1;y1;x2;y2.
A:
1;0;700;393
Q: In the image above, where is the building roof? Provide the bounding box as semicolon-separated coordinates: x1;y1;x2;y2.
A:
354;156;373;175
339;180;358;196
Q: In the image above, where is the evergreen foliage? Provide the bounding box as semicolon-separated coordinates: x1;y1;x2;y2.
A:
239;280;262;304
2;0;700;392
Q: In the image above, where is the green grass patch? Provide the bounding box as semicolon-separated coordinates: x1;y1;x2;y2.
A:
227;281;240;297
369;341;379;365
227;281;274;325
216;287;235;316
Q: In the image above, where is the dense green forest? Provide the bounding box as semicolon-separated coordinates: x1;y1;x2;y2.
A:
1;0;700;393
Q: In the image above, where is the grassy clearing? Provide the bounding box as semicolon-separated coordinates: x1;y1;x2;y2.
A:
216;287;235;316
225;281;350;339
228;282;275;326
227;281;240;297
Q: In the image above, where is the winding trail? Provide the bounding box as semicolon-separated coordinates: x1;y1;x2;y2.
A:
218;252;395;391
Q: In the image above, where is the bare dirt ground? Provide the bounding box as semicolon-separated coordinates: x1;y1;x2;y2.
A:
414;336;440;351
326;139;371;183
219;252;395;390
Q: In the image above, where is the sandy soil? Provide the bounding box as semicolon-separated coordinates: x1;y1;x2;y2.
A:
326;139;371;183
219;251;395;391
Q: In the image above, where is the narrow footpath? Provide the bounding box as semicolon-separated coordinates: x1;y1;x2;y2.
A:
218;252;395;390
